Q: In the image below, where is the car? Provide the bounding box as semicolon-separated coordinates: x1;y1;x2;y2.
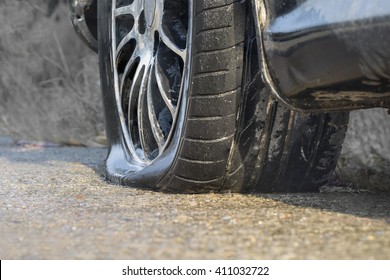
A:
68;0;390;193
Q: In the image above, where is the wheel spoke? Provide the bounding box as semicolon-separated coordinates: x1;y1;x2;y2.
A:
147;63;166;151
159;27;186;60
127;63;146;160
154;57;176;116
137;64;152;157
128;64;145;120
116;29;136;57
119;49;139;96
115;4;136;17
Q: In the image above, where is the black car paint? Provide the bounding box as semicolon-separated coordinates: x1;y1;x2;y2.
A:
253;0;390;111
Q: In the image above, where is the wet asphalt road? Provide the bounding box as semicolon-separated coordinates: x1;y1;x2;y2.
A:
0;136;389;259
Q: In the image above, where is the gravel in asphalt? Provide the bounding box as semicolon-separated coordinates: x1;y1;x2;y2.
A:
0;137;389;259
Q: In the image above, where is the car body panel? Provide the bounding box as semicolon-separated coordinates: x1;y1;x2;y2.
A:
252;0;390;112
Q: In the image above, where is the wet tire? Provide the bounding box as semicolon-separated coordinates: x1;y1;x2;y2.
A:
221;18;349;193
98;0;349;193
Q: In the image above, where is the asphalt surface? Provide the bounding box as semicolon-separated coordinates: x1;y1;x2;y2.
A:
0;136;389;259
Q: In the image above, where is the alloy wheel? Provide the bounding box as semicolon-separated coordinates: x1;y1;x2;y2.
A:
112;0;189;163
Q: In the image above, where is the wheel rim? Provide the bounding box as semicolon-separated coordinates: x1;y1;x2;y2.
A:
112;0;188;163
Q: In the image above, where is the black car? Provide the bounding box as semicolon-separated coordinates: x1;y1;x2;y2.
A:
68;0;390;193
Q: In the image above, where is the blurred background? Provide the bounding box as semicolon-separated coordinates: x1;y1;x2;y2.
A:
0;0;105;147
0;0;389;191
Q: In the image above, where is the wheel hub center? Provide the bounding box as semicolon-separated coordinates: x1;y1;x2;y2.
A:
144;0;156;28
